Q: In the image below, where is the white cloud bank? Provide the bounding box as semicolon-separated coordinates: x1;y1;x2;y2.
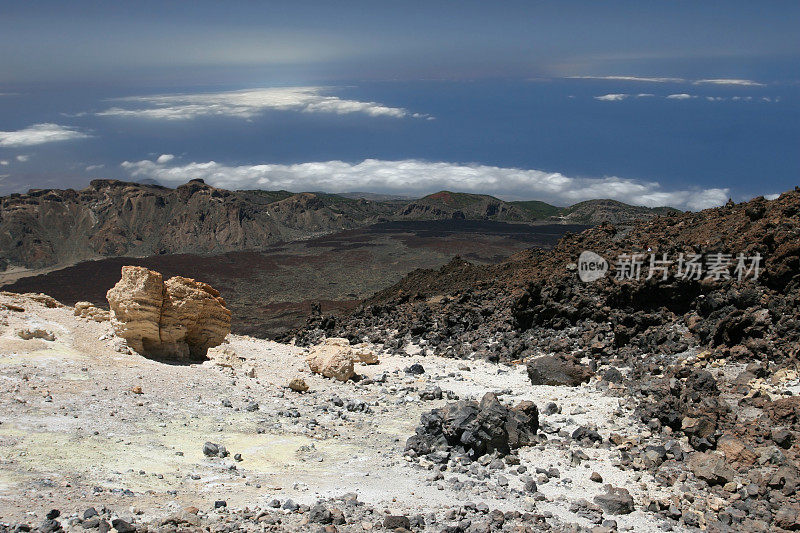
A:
596;93;775;103
0;123;90;147
121;157;729;211
694;79;765;87
570;76;765;87
570;76;686;83
97;87;430;121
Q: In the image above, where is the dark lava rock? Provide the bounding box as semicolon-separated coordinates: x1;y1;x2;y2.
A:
45;511;60;521
526;355;593;386
773;507;800;530
110;520;135;533
420;386;443;400
384;515;411;529
542;402;560;415
689;452;734;486
406;363;425;375
202;442;228;458
82;518;100;529
214;500;227;509
282;499;299;511
309;504;332;524
38;520;62;533
572;426;602;444
405;392;538;459
602;367;624;383
82;509;98;520
593;486;635;514
771;427;794;449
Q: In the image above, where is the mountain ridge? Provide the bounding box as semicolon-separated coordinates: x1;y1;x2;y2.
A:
0;179;679;271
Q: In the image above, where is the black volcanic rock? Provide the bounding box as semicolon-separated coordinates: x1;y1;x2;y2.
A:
526;355;594;386
405;392;538;459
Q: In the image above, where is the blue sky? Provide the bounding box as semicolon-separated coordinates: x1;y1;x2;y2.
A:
0;1;798;208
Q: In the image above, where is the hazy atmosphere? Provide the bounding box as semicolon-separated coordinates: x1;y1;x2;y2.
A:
1;1;798;208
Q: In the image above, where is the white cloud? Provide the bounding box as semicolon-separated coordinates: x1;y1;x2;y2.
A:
568;76;686;83
594;93;630;101
86;164;105;171
596;93;776;103
568;75;766;87
0;123;90;147
694;78;764;87
764;193;780;200
121;157;729;211
0;160;8;166
594;93;654;101
156;154;174;164
96;87;429;121
16;155;29;162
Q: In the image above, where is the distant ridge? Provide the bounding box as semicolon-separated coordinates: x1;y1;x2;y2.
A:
0;179;679;271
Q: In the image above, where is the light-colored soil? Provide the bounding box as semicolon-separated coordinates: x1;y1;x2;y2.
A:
0;293;680;531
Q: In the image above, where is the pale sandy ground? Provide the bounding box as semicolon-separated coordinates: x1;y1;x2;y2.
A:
0;292;683;531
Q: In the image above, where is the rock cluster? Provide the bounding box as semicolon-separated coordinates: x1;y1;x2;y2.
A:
305;337;378;381
16;328;55;341
406;392;539;459
106;266;231;360
73;301;109;322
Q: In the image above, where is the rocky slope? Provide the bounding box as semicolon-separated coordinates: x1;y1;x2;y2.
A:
0;181;678;272
303;189;800;365
558;199;681;225
293;188;800;531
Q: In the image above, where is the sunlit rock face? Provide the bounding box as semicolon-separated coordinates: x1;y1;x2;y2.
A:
106;265;231;360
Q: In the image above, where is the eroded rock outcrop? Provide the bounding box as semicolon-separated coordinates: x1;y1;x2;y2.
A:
106;266;231;360
74;301;110;322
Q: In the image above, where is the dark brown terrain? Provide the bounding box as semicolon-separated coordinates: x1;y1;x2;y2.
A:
3;220;587;337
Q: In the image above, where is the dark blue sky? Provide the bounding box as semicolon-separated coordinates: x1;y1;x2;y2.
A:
0;1;797;208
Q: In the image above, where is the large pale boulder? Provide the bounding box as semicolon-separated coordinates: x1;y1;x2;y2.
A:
106;266;231;360
305;337;364;381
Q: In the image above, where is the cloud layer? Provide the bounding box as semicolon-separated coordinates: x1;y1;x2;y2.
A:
97;87;429;121
595;93;776;103
122;157;729;211
0;123;90;147
569;75;765;87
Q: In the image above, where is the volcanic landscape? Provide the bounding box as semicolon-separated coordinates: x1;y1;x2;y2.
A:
0;185;798;533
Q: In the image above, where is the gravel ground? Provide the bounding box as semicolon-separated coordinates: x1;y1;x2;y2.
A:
0;292;682;532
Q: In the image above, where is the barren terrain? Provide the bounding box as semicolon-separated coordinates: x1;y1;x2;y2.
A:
2;221;586;337
0;292;690;532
